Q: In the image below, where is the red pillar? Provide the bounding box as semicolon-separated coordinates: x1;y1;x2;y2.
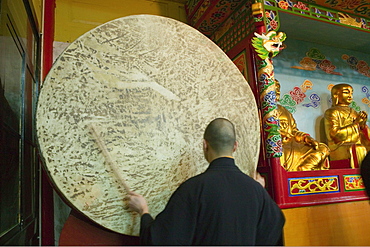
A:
41;0;56;245
43;0;55;80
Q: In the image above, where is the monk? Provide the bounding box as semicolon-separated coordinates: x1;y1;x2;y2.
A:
275;79;330;171
324;83;370;167
127;118;285;245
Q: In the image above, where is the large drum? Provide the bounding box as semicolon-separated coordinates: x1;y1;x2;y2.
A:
36;15;260;236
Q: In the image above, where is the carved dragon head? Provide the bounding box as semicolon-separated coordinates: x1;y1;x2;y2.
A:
252;31;286;60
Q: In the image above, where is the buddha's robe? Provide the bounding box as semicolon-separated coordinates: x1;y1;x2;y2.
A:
324;105;370;167
277;105;329;171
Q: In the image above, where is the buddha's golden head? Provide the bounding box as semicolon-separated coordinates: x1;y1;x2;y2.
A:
331;83;353;107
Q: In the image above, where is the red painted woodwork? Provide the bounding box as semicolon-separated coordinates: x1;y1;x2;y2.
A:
42;0;56;245
269;158;368;208
42;0;56;81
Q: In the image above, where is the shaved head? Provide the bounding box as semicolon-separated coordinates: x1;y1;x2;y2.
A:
203;118;236;154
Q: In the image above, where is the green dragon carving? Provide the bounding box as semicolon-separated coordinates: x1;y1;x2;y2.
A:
252;31;286;158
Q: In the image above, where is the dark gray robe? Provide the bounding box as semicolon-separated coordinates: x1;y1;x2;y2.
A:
140;157;285;245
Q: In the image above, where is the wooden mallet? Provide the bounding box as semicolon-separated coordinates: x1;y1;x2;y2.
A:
88;123;131;193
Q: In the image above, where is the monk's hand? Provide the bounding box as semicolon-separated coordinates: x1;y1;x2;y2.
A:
126;191;149;216
254;172;265;188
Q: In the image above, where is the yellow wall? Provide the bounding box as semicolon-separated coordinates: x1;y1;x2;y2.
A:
55;0;187;43
283;200;370;245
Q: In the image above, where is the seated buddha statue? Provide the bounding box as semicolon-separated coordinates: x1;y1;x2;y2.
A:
324;83;370;168
275;79;330;171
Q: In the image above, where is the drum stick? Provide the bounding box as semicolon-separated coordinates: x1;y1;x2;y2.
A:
88;123;131;193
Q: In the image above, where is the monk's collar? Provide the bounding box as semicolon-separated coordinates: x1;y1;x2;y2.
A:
208;157;236;168
223;156;234;159
209;156;234;163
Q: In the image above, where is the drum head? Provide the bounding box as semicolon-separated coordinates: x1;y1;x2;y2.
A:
36;15;260;236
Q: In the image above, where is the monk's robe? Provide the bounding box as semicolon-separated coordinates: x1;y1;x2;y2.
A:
138;157;285;245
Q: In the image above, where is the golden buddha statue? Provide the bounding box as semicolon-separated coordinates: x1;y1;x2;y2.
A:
324;83;370;168
275;79;330;171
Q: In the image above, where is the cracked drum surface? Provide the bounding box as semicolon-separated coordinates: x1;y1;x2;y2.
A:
36;14;260;236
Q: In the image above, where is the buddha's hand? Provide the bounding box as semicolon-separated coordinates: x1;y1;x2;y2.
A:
355;111;368;128
305;135;319;150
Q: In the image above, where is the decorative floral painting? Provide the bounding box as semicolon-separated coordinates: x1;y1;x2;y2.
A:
291;48;342;75
342;54;370;78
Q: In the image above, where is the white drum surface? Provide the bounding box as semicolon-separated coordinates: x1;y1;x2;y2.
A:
36;15;260;236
